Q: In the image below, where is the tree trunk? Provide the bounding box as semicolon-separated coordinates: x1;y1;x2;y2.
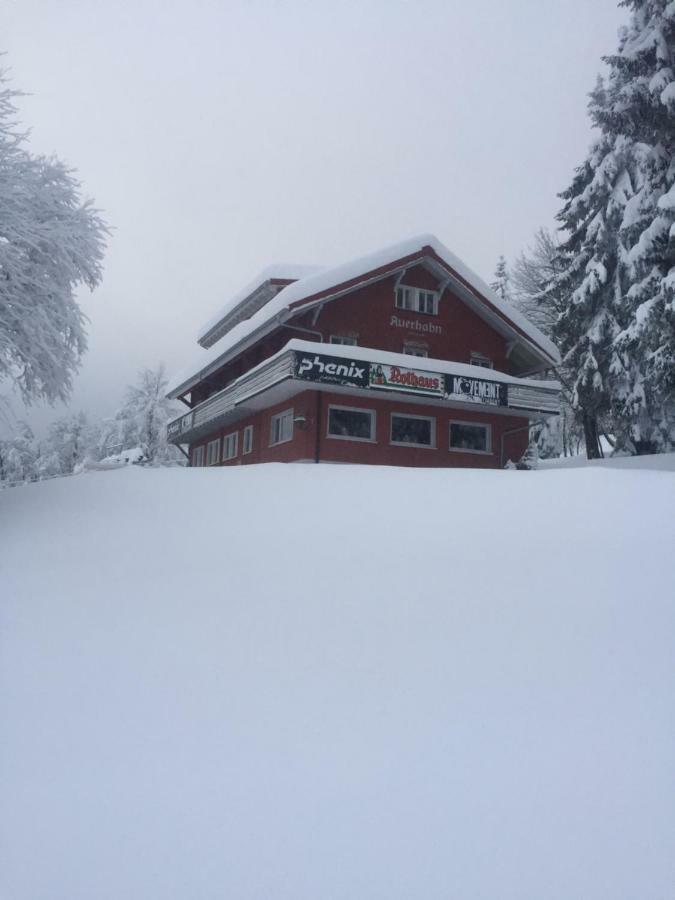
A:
583;411;602;459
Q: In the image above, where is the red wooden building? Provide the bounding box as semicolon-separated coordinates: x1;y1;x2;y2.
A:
167;235;560;468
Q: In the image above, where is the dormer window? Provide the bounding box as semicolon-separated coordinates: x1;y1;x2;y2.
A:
395;286;438;316
470;352;493;369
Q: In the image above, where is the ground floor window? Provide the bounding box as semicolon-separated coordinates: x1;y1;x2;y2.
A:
391;413;435;447
449;421;491;453
206;438;221;465
192;445;205;467
270;409;293;446
327;405;375;441
242;424;253;455
222;431;238;460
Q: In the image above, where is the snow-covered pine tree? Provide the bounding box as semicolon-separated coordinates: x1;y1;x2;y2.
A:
0;69;108;405
490;255;511;302
593;0;675;452
547;84;640;458
511;228;585;457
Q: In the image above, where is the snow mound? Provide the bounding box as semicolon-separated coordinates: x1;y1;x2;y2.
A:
1;464;674;900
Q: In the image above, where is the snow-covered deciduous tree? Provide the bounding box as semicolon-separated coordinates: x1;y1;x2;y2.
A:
109;365;182;463
0;69;108;406
0;421;36;483
40;411;100;475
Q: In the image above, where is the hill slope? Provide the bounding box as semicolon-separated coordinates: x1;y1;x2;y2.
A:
2;463;674;900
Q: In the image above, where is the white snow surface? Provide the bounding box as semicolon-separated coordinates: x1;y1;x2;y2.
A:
168;234;561;397
198;263;324;342
2;462;674;900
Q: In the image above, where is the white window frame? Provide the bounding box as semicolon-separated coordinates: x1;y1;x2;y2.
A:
395;286;439;316
222;431;238;461
470;352;493;369
206;438;221;466
270;408;294;446
192;445;205;467
242;424;253;455
329;334;358;346
390;413;436;449
403;343;429;358
448;420;492;455
326;404;376;443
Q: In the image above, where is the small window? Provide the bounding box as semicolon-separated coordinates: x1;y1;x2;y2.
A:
222;431;238;461
327;405;375;442
206;438;221;466
470;353;493;369
417;290;437;314
192;445;205;467
395;286;438;315
329;335;357;346
270;409;294;446
449;421;491;453
395;286;416;311
242;425;253;455
391;414;435;447
403;343;428;357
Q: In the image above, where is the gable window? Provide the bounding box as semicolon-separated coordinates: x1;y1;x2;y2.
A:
391;414;435;447
470;352;493;369
403;343;428;357
222;431;238;461
206;438;221;466
327;405;375;442
242;425;253;455
330;334;357;346
270;409;294;446
192;445;205;467
395;286;439;316
449;421;491;454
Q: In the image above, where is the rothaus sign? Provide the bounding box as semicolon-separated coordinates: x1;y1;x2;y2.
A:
295;351;370;389
444;374;507;406
370;363;444;397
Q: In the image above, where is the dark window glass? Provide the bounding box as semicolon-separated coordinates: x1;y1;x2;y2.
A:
328;407;374;440
449;423;489;452
391;415;433;446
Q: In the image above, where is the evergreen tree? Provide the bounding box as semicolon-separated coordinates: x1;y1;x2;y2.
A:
548;2;674;456
490;255;511;302
596;0;675;452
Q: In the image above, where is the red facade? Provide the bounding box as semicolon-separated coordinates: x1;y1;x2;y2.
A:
170;241;559;469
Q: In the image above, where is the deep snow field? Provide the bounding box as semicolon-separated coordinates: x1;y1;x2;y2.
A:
1;461;674;900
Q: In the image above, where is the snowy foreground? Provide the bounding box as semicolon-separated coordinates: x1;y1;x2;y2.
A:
2;462;674;900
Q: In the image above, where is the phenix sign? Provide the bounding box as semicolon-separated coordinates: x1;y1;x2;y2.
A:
370;363;444;396
295;352;369;388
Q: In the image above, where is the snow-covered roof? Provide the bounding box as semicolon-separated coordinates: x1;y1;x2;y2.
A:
198;263;324;347
168;234;561;398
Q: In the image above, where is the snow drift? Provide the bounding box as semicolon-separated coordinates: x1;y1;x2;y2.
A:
1;462;674;900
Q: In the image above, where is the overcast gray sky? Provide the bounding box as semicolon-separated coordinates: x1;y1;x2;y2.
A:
3;0;625;434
